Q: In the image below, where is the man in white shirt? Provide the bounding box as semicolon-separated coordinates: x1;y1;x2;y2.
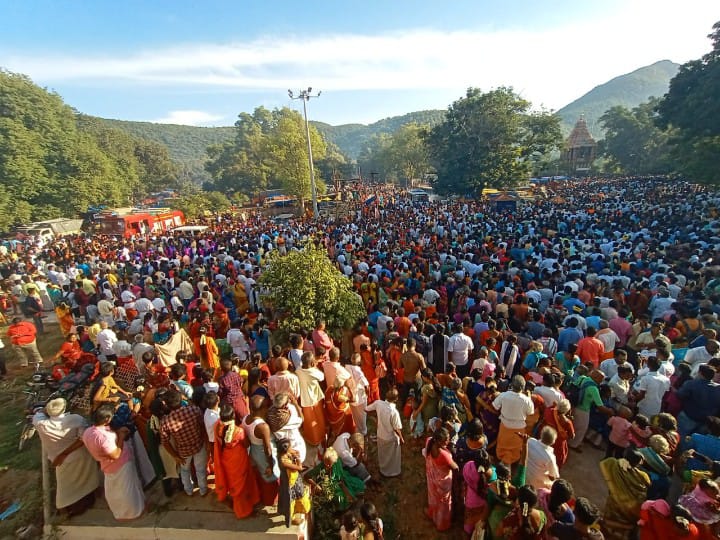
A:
226;321;250;361
533;373;564;407
634;356;670;417
526;426;560;490
96;321;119;361
447;323;474;378
97;296;115;326
685;340;720;377
134;295;154;321
492;376;534;466
332;432;371;483
176;279;195;308
203;391;220;443
599;350;634;382
151;296;167;315
608;365;633;410
120;286;136;310
287;334;304;371
595;320;620;358
365;388;403;478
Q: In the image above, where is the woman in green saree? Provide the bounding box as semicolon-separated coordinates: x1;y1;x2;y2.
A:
599;448;651;527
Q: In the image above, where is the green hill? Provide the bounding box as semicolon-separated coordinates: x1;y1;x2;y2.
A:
557;60;680;137
313;109;446;159
97;118;235;163
98;110;446;164
95;60;679;168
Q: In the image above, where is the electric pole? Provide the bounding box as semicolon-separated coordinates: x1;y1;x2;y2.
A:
288;87;321;219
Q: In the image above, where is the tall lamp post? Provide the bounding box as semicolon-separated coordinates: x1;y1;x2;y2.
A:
288;87;321;219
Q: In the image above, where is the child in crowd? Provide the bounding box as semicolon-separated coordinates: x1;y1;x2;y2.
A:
628;414;653;448
277;438;311;526
606;406;633;458
340;511;360;540
409;390;425;439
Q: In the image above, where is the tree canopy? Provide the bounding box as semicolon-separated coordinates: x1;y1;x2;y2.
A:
599;99;673;175
427;87;562;195
0;70;179;230
657;21;720;184
258;243;366;339
205;106;335;209
357;123;431;184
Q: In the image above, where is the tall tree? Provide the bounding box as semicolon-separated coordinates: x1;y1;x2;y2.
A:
385;123;431;186
657;21;720;183
599;99;674;174
427;87;561;195
357;133;395;182
266;108;327;210
206;106;328;211
205;108;274;196
0;71;181;229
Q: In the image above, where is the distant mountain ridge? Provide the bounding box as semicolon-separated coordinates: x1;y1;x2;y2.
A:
313;110;446;159
556;60;680;136
96;60;681;167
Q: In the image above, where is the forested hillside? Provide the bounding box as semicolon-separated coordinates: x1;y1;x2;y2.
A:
97;109;447;165
313;110;446;159
0;70;178;229
557;60;679;136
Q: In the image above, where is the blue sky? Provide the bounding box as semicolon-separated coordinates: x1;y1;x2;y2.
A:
1;0;719;126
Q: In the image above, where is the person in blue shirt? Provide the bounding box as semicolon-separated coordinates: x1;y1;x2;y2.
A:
677;364;720;437
684;416;720;472
562;291;586;315
585;307;603;331
558;318;584;353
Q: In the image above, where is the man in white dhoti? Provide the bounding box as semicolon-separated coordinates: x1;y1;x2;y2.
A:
33;398;100;516
82;405;146;520
365;388;404;477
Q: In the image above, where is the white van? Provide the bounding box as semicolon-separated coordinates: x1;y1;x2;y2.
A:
15;226;55;246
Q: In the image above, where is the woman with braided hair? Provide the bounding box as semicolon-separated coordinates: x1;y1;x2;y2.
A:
462;448;494;538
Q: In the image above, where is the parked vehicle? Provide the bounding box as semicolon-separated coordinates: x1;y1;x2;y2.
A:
89;208;185;238
18;362;97;451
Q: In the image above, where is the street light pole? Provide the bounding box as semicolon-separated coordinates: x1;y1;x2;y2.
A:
288;87;321;219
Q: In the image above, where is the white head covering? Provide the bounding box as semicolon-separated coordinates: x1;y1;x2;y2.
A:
45;398;67;417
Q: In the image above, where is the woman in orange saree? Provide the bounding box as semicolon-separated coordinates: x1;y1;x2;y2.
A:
214;404;260;518
324;382;356;438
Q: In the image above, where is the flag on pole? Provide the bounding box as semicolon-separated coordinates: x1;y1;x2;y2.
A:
364;194;377;206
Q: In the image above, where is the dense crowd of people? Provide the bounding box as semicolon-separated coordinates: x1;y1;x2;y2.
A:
3;176;720;539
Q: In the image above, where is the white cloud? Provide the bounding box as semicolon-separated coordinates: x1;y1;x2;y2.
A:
3;1;719;110
152;110;224;126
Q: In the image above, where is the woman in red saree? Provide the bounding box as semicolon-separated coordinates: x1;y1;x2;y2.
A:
214;404;260;518
324;382;356;438
540;399;575;467
423;427;459;531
